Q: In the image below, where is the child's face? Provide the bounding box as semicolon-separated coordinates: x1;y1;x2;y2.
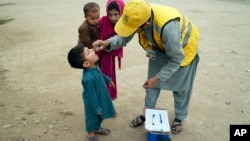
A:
108;9;120;24
85;11;100;26
82;47;99;68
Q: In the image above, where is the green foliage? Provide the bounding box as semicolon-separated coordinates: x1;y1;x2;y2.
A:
0;18;14;25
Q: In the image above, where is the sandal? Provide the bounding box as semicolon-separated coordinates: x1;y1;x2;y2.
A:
130;115;145;128
87;135;99;141
94;128;110;135
171;119;183;134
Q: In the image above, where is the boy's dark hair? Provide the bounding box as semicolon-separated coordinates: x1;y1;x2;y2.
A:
67;45;85;69
83;2;100;16
107;1;120;13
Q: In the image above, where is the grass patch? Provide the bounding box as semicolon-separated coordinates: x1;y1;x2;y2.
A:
0;18;14;25
0;3;15;7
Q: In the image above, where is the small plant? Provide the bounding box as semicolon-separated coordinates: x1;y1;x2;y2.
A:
0;18;14;25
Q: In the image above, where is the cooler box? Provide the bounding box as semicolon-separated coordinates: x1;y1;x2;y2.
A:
147;132;171;141
147;132;170;141
145;109;171;141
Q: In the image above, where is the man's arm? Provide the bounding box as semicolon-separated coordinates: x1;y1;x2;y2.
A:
106;34;134;51
93;34;134;51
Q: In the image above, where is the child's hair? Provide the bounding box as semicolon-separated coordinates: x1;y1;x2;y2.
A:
107;1;120;13
67;45;85;69
83;2;100;16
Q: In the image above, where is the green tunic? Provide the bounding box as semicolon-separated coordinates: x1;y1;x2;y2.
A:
82;67;116;132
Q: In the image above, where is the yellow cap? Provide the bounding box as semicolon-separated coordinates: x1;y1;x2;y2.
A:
115;0;151;37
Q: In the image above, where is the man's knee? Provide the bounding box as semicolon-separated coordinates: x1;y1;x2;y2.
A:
145;91;159;108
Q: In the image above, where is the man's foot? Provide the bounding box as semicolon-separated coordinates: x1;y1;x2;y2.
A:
171;118;183;134
130;115;145;128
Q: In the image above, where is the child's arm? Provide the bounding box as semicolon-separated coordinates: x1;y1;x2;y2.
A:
102;74;115;88
102;73;111;83
78;24;95;48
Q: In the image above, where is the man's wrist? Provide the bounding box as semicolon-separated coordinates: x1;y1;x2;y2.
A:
105;40;110;47
155;75;160;81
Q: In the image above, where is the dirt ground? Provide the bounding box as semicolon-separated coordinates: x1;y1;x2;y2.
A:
0;0;250;141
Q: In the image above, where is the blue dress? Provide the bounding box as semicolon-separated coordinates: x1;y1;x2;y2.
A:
82;67;116;132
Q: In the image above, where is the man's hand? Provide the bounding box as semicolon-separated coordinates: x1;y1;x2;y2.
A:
92;40;110;51
143;76;160;89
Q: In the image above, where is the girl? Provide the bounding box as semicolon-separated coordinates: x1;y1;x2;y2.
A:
98;0;124;100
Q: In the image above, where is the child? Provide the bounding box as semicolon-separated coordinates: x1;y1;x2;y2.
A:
98;0;125;100
78;2;100;48
67;45;116;141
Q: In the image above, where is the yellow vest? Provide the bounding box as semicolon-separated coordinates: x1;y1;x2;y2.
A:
139;5;199;66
